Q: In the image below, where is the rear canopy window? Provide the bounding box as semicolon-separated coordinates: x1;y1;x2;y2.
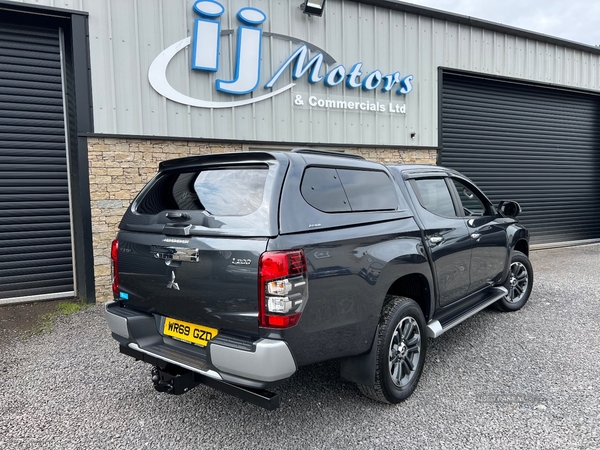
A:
300;167;351;213
300;167;400;213
337;169;398;212
193;169;267;216
137;167;268;216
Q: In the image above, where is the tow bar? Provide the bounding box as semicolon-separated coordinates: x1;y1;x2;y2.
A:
150;365;280;410
120;345;280;410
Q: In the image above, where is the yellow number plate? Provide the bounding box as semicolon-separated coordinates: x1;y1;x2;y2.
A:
163;317;218;347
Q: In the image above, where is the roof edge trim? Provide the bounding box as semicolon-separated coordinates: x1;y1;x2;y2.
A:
352;0;600;55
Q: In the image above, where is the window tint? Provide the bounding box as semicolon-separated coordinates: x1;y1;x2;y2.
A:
301;167;400;213
451;179;486;216
193;169;267;216
300;167;351;212
172;172;201;210
136;168;268;216
413;178;456;217
337;169;399;211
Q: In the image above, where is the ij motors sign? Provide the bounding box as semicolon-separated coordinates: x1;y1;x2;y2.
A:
149;1;414;112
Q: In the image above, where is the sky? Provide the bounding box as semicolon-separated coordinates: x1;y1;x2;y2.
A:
404;0;600;47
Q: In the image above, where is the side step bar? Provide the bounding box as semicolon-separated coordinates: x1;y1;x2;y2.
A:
426;287;508;338
120;344;280;410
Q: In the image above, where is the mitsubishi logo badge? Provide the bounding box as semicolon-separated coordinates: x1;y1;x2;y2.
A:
167;271;180;290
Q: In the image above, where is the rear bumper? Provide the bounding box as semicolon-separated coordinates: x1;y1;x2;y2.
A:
104;301;296;388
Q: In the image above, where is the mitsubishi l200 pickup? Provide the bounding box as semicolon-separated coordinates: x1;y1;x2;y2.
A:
104;149;532;410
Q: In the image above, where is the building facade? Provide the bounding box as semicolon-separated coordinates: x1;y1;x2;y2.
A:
0;0;598;304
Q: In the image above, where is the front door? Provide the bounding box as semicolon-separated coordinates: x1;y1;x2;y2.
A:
450;178;508;292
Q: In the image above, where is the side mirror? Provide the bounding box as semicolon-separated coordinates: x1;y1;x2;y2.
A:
498;200;521;218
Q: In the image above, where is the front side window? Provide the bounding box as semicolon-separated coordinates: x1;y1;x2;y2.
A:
451;179;487;217
413;178;457;217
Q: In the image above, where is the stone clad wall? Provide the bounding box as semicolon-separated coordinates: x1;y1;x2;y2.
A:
350;148;438;165
88;137;437;302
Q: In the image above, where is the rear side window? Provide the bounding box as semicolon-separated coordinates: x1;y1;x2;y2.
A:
136;167;268;217
301;167;399;213
413;178;457;217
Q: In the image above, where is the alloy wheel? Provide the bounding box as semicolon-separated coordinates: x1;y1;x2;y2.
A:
388;317;421;387
506;261;529;303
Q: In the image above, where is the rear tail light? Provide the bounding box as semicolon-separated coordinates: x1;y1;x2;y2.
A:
111;239;119;297
258;250;308;328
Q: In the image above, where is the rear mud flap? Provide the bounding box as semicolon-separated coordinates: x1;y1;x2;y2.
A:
339;325;379;386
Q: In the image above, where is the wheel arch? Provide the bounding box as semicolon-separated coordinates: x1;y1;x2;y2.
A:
385;273;432;322
513;239;529;257
507;224;529;257
340;272;433;387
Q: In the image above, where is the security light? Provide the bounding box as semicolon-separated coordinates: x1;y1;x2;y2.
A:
301;0;326;17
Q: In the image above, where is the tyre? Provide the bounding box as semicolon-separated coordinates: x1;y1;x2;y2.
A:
494;250;533;312
358;296;427;404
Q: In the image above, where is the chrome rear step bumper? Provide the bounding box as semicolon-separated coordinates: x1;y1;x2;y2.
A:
104;301;296;409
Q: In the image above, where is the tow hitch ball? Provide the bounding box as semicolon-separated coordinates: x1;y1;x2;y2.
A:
151;366;172;393
151;366;200;395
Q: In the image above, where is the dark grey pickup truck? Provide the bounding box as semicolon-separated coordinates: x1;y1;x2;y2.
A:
104;149;532;409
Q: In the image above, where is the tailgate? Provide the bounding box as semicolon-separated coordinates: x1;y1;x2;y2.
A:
113;153;287;337
117;230;266;336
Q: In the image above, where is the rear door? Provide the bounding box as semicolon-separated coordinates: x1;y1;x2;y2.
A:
408;177;472;306
116;154;286;337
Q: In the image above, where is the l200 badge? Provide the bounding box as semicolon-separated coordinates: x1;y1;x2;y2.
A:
232;258;251;265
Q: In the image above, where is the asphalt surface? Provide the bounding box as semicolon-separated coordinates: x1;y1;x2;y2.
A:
1;244;599;449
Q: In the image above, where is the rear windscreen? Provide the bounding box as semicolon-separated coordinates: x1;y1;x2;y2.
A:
193;169;267;216
136;167;268;217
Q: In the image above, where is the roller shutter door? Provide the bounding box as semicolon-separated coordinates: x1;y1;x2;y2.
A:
0;20;74;302
441;72;600;246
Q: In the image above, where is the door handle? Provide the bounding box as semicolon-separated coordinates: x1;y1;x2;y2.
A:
166;212;190;221
429;236;443;244
471;233;481;240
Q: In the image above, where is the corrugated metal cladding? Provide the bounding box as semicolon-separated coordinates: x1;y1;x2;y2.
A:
12;0;600;146
0;19;75;303
85;0;426;146
441;72;600;246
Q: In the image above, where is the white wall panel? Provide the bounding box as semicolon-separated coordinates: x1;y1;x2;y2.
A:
11;0;600;147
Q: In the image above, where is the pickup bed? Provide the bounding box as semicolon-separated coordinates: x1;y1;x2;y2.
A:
104;149;532;409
